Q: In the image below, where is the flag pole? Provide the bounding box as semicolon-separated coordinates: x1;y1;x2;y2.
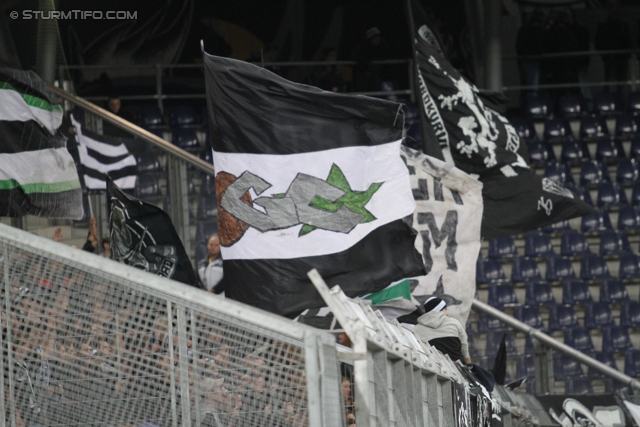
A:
403;0;445;161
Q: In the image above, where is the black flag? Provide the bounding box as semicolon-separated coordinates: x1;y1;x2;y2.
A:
107;176;198;287
492;334;507;386
405;0;594;238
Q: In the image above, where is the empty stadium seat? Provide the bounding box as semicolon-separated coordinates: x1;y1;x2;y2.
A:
488;283;519;308
544;162;574;186
599;279;630;304
599;230;631;256
596;182;628;208
136;152;163;174
546;256;576;281
199;148;214;165
580;254;611;280
488;236;518;259
197;196;218;220
564;375;593;394
136;105;166;129
596;137;622;164
171;128;201;153
615;113;639;138
560;138;585;165
479;313;508;332
135;174;162;198
525;93;553;119
544;117;573;141
593;92;623;116
590;351;618;379
631;136;640;160
511;118;537;141
561;230;591;257
625;349;640;377
581;208;613;233
525;232;555;258
558;93;586;118
629;91;640;114
511;257;542;282
564;326;596;354
580;160;609;187
514;305;546;331
549;304;580;331
567;185;593;205
620;301;640;328
616;158;639;184
541;220;573;234
584;302;615;329
516;353;535;380
580;114;609;139
562;280;594;306
525;281;556;307
168;105;199;128
527;140;552;166
602;325;634;353
196;219;218;243
618;253;640;280
478;259;507;284
554;355;583;381
487;331;518;357
632;181;640;206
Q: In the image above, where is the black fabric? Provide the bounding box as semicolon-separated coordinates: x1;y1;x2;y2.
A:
0;120;67;153
481;168;594;239
491;333;507;386
204;54;403;154
107;177;198;287
0;67;61;105
0;188;82;218
423;296;445;313
222;219;425;316
405;5;595;238
428;336;464;362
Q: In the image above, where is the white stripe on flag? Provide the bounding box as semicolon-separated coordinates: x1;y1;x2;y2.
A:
77;140;137;174
0;148;79;184
84;175;137;191
213;140;415;260
0;88;62;135
76;130;132;158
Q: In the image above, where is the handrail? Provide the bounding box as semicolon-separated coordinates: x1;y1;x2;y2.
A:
504;48;640;61
472;299;640;391
47;84;216;176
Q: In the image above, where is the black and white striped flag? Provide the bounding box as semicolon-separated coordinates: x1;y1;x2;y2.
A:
71;113;137;190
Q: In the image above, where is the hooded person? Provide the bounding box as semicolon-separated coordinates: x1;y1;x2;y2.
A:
413;297;472;364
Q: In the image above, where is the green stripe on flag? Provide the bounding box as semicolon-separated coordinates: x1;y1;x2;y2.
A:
0;81;63;113
0;178;81;194
364;279;411;305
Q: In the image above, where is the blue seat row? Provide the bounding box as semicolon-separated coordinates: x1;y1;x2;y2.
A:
523;92;640;120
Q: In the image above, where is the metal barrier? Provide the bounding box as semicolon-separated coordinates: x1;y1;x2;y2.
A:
0;223;343;427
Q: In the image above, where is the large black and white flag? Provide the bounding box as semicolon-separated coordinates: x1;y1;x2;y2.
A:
0;67;83;219
204;54;425;316
406;0;594;237
107;176;198;287
71;112;137;191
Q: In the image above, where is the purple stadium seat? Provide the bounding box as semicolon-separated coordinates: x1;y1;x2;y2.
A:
511;257;542;282
171;128;201;153
478;259;507;284
562;280;593;306
544;161;575;186
619;254;640;280
136;105;166;129
584;302;615;329
546;256;576;281
564;375;593;394
136;152;163;174
514;305;546;331
488;236;518;259
620;301;640;328
563;326;596;354
168;105;198;128
593;92;623;116
544;117;573;141
487;331;518;356
135;174;162;198
558;93;586;118
525;93;553;119
581;208;613;233
560;138;585;165
554;355;583;381
580;254;611;280
561;230;591;257
631;136;640;160
602;325;634;353
525;232;555;258
580;114;609;139
488;283;519;308
580;160;609;187
628;91;640;114
599;230;631;256
616;158;639;184
599;279;630;304
512;118;537;141
590;351;618;380
625;350;640;377
615;113;639;138
541;220;573;234
632;181;640;206
596;182;628;208
566;185;593;205
618;206;640;231
549;304;580;331
595;137;620;164
525;281;556;307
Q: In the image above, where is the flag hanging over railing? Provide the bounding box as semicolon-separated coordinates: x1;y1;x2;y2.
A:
71;112;137;191
204;53;425;316
0;67;83;219
405;0;594;238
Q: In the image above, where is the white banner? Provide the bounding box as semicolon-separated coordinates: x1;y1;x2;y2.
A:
401;146;483;324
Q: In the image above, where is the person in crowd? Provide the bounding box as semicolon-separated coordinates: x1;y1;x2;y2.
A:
309;47;345;92
101;238;111;259
351;27;390;92
595;0;631;93
198;235;224;293
516;8;548;103
82;217;100;253
413;296;471;364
